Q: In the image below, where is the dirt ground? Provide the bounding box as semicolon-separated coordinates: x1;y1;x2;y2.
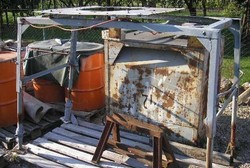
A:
1;105;250;168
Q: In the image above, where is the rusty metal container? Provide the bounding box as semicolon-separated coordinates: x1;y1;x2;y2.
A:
71;52;105;111
105;32;215;146
0;51;17;127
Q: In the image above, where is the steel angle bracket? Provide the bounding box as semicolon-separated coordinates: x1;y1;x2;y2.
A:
18;18;30;34
108;41;124;65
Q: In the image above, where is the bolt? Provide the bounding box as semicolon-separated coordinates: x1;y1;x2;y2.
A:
202;31;206;36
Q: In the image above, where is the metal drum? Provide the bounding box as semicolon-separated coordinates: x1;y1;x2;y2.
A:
0;51;17;127
71;51;105;111
33;78;65;103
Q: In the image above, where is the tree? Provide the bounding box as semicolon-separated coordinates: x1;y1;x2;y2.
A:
184;0;198;16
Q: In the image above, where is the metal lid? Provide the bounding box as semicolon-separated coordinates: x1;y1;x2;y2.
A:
28;39;103;54
0;51;16;62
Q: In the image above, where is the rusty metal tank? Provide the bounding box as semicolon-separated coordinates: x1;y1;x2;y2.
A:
104;31;217;146
0;51;17;127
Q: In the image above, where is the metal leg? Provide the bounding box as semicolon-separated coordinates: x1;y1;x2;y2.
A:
112;123;120;142
92;120;114;163
162;134;176;166
228;21;241;160
62;30;78;124
205;37;221;168
16;19;24;150
153;136;162;168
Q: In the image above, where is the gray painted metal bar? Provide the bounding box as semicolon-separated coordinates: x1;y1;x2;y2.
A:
16;19;24;150
62;29;78;123
21;17;223;39
205;36;222;168
229;21;241;159
23;63;68;83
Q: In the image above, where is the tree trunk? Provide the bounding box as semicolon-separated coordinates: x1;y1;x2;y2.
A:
202;0;207;16
79;0;84;6
148;0;156;7
184;0;197;16
107;0;111;6
53;0;57;8
0;3;2;38
141;0;147;7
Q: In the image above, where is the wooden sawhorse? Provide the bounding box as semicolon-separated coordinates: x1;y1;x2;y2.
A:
92;113;178;168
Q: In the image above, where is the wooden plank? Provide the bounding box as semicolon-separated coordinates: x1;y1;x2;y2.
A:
18;152;68;168
43;112;62;123
44;131;148;168
0;128;15;142
77;118;150;144
0;147;7;168
78;120;231;166
62;124;152;151
2;126;16;135
175;153;229;168
36;119;51;131
170;141;231;166
0;128;16;149
52;127;99;146
23;121;42;139
26;143;96;168
33;137;129;168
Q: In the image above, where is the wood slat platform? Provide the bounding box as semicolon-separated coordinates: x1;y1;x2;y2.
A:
0;147;8;168
17;118;230;168
0;111;63;149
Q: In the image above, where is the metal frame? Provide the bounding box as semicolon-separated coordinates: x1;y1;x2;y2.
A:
16;9;241;168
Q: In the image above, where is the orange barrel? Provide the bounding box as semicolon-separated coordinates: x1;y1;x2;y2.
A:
33;78;65;103
70;51;105;111
0;51;17;127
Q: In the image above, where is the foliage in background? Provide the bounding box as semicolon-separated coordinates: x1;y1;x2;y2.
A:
223;2;244;17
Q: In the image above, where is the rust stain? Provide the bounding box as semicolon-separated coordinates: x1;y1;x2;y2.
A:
124;77;130;84
145;68;151;75
162;92;175;108
113;93;119;100
136;82;144;89
112;102;119;107
154;68;171;76
155;89;161;99
166;111;171;118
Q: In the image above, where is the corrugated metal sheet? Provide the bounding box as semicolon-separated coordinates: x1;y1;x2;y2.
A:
107;35;210;145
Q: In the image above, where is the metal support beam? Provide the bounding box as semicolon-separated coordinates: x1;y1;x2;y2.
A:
62;29;78;124
227;20;241;159
16;18;24;149
23;63;68;83
204;35;222;168
22;16;224;39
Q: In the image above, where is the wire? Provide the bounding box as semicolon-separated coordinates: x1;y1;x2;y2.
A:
24;18;119;32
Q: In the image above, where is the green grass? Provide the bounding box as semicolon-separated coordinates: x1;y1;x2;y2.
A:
222;56;250;84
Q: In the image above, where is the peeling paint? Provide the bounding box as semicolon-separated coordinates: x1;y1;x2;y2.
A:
108;43;209;145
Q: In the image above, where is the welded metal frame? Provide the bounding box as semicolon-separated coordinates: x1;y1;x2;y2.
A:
16;13;241;168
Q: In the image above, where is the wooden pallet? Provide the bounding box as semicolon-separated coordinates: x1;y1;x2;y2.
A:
0;111;62;149
17;119;230;168
0;147;8;168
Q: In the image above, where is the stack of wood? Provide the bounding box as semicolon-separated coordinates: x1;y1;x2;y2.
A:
220;77;250;105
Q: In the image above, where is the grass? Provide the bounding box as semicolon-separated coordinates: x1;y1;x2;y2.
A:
222;56;250;84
